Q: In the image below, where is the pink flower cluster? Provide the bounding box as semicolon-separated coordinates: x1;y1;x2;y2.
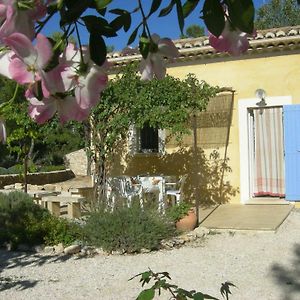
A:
209;18;255;56
139;34;179;81
0;1;109;125
0;0;253;133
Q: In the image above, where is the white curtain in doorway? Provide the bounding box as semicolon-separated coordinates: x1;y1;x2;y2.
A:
253;107;285;197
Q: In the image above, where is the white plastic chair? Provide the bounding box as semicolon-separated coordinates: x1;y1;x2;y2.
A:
107;176;143;210
165;174;188;205
137;175;165;212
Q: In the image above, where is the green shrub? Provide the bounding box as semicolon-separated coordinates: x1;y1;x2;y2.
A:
0;167;9;175
41;216;83;246
166;202;193;222
7;164;23;174
4;163;37;174
0;191;49;247
38;165;66;172
0;191;82;249
84;206;176;253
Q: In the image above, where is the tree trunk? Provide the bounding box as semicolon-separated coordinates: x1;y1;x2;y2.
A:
192;113;200;226
24;154;28;193
83;121;92;176
28;139;35;160
93;151;108;211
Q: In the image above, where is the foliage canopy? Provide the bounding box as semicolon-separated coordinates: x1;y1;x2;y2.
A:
255;0;300;29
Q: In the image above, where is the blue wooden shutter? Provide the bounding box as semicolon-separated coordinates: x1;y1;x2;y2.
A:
283;105;300;201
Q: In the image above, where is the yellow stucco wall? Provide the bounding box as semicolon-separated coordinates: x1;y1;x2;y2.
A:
110;51;300;205
165;52;300;203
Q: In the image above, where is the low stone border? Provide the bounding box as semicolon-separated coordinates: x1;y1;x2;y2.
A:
2;226;210;257
0;169;75;188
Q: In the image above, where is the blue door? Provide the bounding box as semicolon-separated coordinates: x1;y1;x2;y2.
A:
283;105;300;201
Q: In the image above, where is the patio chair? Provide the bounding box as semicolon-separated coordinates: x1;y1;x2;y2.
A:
107;176;143;210
137;175;165;212
165;174;188;205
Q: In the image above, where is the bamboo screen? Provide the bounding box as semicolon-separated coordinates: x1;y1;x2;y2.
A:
167;92;234;149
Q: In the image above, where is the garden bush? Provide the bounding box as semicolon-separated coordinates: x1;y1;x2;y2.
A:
37;165;66;172
166;202;193;223
0;165;66;175
41;215;83;246
0;167;9;175
0;191;82;249
84;205;176;253
6;164;37;174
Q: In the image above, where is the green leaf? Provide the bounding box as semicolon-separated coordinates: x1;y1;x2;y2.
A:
202;0;225;37
97;8;107;16
193;292;219;300
141;271;151;281
139;36;150;59
93;0;112;10
110;15;124;31
159;0;175;17
161;272;171;279
82;15;117;37
47;1;58;14
128;25;141;45
129;272;144;281
110;11;131;32
149;0;163;16
226;0;255;34
175;0;184;33
202;294;219;300
182;0;199;18
193;292;205;300
60;0;90;26
109;8;127;15
137;288;155;300
89;32;107;66
123;12;131;32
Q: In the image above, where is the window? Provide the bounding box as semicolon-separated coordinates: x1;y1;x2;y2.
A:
129;123;165;154
140;123;158;152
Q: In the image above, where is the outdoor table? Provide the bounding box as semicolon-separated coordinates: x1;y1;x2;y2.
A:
41;195;85;218
27;190;59;208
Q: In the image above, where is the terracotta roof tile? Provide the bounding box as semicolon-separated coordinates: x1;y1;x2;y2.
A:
107;26;300;68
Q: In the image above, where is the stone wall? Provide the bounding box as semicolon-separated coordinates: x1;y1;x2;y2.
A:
0;169;75;188
64;149;89;176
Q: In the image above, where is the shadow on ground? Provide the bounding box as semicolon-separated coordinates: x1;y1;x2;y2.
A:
271;244;300;300
0;249;82;291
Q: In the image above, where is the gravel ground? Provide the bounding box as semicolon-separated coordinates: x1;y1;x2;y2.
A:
1;209;300;300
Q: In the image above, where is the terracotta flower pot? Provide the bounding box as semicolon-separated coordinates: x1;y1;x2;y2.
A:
175;208;197;231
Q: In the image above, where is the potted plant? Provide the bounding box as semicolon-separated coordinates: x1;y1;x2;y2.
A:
167;202;197;231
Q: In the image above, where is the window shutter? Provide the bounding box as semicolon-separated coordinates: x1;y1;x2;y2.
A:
158;129;165;154
283;105;300;201
128;125;138;154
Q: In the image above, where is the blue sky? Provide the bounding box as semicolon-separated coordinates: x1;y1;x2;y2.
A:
42;0;266;50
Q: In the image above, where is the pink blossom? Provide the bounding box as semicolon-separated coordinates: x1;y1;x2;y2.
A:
0;0;46;41
3;32;52;95
209;21;256;56
0;50;13;79
27;91;90;124
24;67;86;124
0;118;6;143
59;44;109;110
140;34;179;80
27;44;109;124
73;67;108;111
